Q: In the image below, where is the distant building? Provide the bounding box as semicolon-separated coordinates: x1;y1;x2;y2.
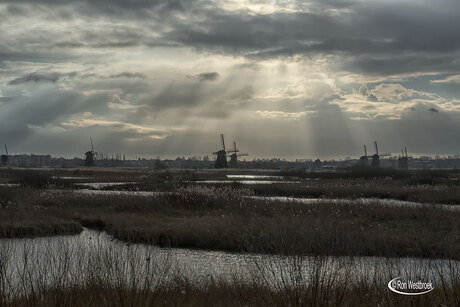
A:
29;154;51;167
8;154;51;167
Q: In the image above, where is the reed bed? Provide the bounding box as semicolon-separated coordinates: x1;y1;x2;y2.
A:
1;233;459;306
1;184;460;258
1;168;460;305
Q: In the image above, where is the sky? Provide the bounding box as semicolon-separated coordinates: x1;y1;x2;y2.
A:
1;0;460;159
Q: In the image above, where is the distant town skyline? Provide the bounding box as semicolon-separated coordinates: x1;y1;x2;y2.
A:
1;0;460;159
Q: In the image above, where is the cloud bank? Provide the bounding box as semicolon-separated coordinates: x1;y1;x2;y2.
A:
1;0;459;158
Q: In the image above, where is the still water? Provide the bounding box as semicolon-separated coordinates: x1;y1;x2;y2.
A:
248;196;460;211
1;229;457;299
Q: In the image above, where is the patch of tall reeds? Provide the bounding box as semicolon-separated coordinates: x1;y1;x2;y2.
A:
1;232;459;306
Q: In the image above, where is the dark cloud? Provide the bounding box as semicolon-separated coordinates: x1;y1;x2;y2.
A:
2;0;460;157
173;3;457;51
188;72;220;82
3;0;190;10
146;82;202;109
4;0;460;76
0;49;86;64
2;0;198;19
164;1;460;76
341;55;460;76
8;73;60;85
367;94;378;102
109;72;146;79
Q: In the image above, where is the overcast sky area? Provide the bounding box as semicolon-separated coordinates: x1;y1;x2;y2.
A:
1;0;460;159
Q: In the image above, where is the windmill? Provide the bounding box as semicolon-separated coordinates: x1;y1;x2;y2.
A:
398;147;409;170
359;145;370;166
212;134;228;168
84;138;95;167
371;141;391;167
1;144;9;165
227;141;248;168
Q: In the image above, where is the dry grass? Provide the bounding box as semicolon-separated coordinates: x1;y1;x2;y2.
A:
250;180;460;205
1;238;459;307
8;282;460;307
1;165;460;306
1;183;460;259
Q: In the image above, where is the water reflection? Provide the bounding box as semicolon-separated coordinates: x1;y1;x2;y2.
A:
1;229;458;300
226;175;284;179
248;196;460;211
188;180;300;184
74;182;140;189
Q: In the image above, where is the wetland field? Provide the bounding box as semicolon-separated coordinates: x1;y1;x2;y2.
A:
1;167;459;306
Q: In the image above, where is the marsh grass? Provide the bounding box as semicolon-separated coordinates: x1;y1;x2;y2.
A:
1;183;459;259
280;167;458;181
1;236;459;307
2;168;460;305
250;180;460;204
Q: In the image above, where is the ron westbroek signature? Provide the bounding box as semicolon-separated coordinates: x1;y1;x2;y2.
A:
388;277;434;295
